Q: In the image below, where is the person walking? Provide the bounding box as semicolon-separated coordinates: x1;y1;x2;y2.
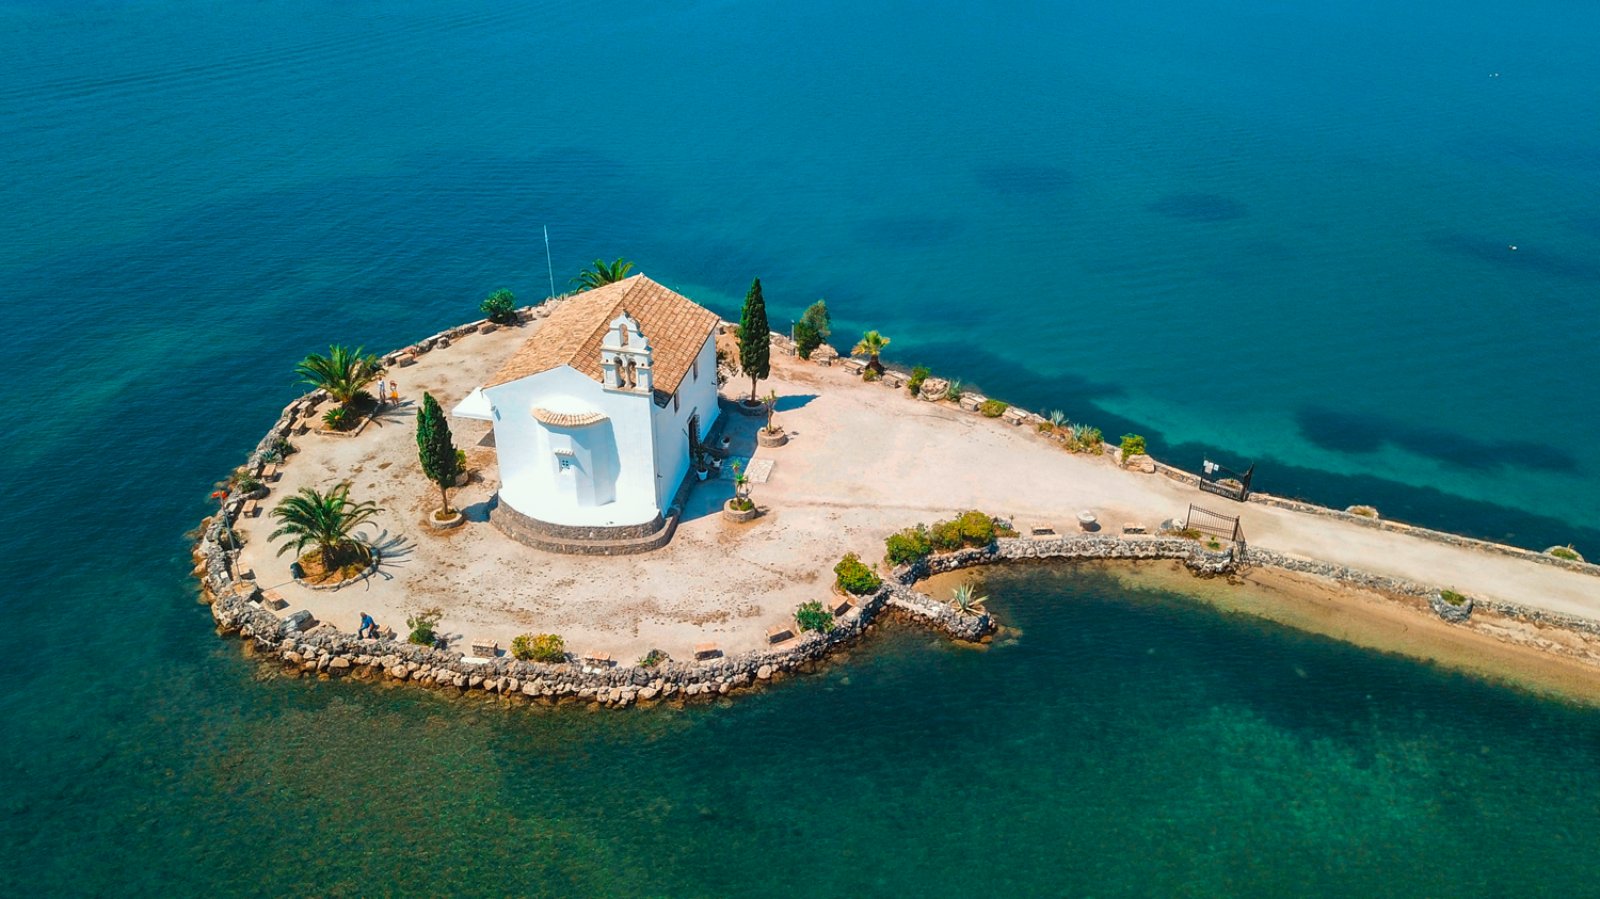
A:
388;379;399;405
359;611;376;639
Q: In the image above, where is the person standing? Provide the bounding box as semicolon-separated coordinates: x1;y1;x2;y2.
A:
388;379;399;405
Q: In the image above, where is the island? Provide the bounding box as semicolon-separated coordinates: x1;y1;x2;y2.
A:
193;272;1600;707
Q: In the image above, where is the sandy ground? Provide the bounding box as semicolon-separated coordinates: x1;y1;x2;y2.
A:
233;324;1600;670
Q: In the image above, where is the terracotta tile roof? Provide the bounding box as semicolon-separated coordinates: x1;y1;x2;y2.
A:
485;275;722;395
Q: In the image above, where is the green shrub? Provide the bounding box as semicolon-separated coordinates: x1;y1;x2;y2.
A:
834;552;882;595
885;525;933;566
480;288;517;324
512;633;566;662
728;496;755;512
1205;538;1223;551
794;300;831;359
929;518;963;552
1550;546;1581;561
638;649;667;667
407;608;443;646
979;399;1009;418
322;406;356;431
944;379;964;402
1170;526;1203;540
1119;434;1147;458
794;601;834;633
1439;589;1468;606
956;510;998;545
862;367;882;382
907;365;931;396
1071;424;1103;453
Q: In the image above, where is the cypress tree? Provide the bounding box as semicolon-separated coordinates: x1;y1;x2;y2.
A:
737;277;771;402
416;392;462;517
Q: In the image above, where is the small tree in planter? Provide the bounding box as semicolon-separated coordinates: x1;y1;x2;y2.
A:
416;392;463;521
737;277;771;403
1119;434;1147;462
407;608;443;646
763;390;781;434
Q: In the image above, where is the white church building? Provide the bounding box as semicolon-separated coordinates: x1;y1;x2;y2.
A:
453;275;723;546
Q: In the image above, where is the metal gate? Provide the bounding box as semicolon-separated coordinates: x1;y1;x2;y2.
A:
1186;504;1245;545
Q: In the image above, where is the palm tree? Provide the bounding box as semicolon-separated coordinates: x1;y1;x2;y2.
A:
950;583;989;616
268;483;383;572
296;345;383;406
851;330;890;374
571;258;634;291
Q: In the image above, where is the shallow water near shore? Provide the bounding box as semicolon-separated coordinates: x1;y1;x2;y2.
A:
11;565;1600;894
5;0;1600;892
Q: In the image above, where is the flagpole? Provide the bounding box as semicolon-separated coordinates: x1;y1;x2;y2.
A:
544;225;556;302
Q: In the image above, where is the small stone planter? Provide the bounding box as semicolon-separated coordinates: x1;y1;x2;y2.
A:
757;429;788;447
1429;590;1473;623
735;399;767;417
427;510;464;530
293;550;381;591
723;499;758;522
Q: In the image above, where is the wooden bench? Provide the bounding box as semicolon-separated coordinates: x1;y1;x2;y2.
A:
826;595;853;617
766;624;795;645
1031;526;1058;538
240;498;260;518
1122;523;1147;535
693;642;722;661
841;358;867;375
469;639;498;658
260;463;280;482
260;590;287;611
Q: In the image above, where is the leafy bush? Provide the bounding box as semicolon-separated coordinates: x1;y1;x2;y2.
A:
956;510;998;545
1439;589;1467;606
322;406;356;431
1119;433;1147;458
638;649;668;667
833;553;882;595
1550;546;1581;561
929;518;963;552
907;365;931;396
862;368;882;382
793;299;831;359
1204;537;1223;551
1347;505;1379;519
979;399;1008;418
728;496;755;512
512;633;566;662
480;288;517;324
794;601;834;633
885;525;933;566
406;608;443;646
1169;526;1203;540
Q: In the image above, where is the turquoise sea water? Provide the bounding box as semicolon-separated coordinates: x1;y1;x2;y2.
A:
4;1;1600;893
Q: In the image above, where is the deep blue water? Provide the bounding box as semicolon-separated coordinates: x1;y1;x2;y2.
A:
3;0;1599;893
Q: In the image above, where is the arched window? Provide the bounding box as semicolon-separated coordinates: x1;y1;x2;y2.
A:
624;358;637;388
617;323;629;347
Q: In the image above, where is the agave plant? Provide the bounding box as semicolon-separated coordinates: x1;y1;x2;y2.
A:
1049;409;1067;429
268;483;383;572
950;583;989;616
944;378;964;402
571;258;634;291
851;330;891;373
296;345;383;407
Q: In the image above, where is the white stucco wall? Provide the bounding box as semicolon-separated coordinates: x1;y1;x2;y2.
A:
650;336;722;511
484;366;658;527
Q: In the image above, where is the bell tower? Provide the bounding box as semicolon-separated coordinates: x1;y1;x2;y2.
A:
600;311;653;394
